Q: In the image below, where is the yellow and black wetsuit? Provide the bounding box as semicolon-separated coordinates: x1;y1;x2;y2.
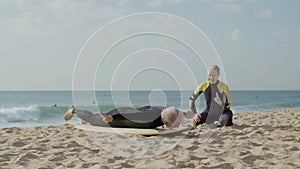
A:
189;80;233;126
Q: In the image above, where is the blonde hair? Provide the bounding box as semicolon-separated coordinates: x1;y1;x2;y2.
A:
208;64;220;75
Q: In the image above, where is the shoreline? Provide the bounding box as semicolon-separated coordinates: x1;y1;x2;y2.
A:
1;109;299;168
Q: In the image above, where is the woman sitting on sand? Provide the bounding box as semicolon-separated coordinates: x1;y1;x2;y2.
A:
190;64;233;127
64;106;194;129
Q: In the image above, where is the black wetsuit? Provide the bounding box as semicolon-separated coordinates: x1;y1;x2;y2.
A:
76;106;165;129
189;80;233;126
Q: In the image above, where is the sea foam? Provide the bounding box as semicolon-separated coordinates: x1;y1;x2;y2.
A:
0;105;40;122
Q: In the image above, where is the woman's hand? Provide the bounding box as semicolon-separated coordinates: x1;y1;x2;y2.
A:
193;114;201;122
214;92;222;106
192;114;201;128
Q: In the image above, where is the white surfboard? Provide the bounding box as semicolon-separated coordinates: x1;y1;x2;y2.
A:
74;124;192;136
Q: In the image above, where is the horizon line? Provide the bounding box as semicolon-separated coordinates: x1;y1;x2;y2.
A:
0;89;299;92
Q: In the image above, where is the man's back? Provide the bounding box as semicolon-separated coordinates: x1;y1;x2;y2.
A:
107;106;165;128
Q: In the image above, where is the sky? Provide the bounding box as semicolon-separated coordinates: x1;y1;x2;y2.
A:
0;0;300;91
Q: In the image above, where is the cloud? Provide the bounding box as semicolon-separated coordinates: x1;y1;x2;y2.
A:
148;0;163;7
274;28;300;38
117;0;131;6
214;3;241;12
260;8;273;18
167;0;187;4
148;0;187;8
0;0;127;38
230;28;240;41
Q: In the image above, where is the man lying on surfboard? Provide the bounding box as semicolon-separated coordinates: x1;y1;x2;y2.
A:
64;106;194;129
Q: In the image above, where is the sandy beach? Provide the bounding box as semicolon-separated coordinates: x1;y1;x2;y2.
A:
0;109;299;169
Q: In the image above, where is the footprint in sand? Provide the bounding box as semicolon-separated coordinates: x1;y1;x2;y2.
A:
14;152;40;164
0;154;11;163
0;139;7;144
287;146;299;151
12;141;27;147
202;163;233;169
240;154;262;164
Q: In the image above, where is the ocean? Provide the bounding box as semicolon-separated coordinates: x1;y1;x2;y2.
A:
0;90;300;128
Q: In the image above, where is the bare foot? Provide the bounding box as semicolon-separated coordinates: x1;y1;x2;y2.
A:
99;112;113;123
79;119;87;124
64;106;75;121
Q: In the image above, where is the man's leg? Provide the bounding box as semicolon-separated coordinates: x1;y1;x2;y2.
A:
64;106;110;127
75;109;110;127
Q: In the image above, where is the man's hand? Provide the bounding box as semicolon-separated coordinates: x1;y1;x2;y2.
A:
214;92;222;106
99;112;113;123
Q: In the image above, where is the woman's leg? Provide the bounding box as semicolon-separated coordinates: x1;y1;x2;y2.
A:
219;110;233;126
197;111;208;125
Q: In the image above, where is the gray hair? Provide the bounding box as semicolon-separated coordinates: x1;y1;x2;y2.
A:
161;107;181;128
208;64;220;75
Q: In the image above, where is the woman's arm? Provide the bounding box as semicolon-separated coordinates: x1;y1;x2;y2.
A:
189;91;202;114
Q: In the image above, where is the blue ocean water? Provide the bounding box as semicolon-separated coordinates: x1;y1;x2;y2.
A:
0;90;300;128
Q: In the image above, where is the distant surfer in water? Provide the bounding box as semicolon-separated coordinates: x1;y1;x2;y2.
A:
64;106;195;129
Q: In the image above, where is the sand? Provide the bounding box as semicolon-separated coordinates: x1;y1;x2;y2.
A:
0;109;299;169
